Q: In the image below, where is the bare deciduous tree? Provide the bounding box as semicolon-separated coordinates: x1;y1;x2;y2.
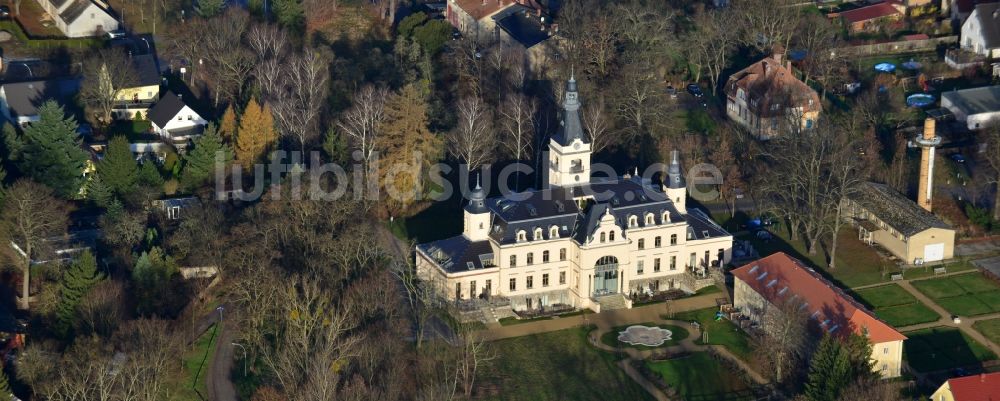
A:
498;92;536;163
203;9;253;107
581;95;615;153
982;125;1000;220
337;85;389;181
447;96;496;173
1;180;70;310
686;8;739;91
272;48;331;152
80;48;138;126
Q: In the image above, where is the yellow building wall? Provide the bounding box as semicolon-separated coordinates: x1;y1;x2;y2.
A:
930;382;955;401
117;85;160;102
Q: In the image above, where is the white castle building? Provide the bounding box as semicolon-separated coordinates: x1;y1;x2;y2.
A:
415;76;734;312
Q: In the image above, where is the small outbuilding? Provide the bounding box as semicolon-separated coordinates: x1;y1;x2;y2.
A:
941;85;1000;130
843;182;956;265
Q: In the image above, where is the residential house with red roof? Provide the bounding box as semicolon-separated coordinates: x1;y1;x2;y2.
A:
446;0;518;42
731;252;906;378
931;372;1000;401
724;48;821;139
835;2;904;33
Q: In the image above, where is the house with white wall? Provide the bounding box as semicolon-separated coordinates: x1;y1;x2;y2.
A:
960;2;1000;59
38;0;120;38
146;91;206;144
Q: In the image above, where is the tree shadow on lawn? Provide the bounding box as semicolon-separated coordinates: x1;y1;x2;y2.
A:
904;327;997;373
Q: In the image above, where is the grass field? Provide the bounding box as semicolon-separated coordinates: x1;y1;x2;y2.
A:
479;327;654;401
903;326;997;373
170;323;220;401
912;273;1000;317
670;308;752;362
600;323;690;350
646;352;752;401
853;284;940;327
973;318;1000;348
712;209;976;289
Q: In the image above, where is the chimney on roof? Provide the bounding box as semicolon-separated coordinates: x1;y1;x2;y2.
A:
772;45;785;64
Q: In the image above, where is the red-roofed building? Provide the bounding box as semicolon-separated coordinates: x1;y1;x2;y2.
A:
724;48;821;139
931;372;1000;401
731;253;906;378
835;2;904;33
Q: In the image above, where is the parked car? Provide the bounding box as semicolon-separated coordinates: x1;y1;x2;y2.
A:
687;83;704;97
950;153;966;163
0;6;10;19
666;85;677;99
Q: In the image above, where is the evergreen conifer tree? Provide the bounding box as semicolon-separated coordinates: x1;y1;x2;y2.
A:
14;101;88;198
55;250;103;335
182;124;230;190
98;136;139;197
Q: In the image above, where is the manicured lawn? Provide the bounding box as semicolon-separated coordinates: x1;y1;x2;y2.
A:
600;322;690;350
670;308;752;362
480;327;654;401
854;284;915;308
973;318;1000;347
903;326;997;373
912;273;1000;316
646;352;752;400
730;220;975;289
853;284;940;328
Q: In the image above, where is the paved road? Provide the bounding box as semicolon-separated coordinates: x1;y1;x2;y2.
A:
206;319;237;401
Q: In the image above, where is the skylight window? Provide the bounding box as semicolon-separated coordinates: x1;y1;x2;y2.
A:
756;271;769;281
748;265;759;274
766;279;778;288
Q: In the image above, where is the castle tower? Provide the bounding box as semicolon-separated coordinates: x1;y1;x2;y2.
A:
663;150;686;213
915;118;942;212
547;73;591;188
463;176;491;241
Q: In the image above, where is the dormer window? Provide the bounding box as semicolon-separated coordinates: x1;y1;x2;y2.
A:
645;213;654;225
517;230;527;242
549;226;559;238
662;211;670;223
533;228;543;241
628;215;638;228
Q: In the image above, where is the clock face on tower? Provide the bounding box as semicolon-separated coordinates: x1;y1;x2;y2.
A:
574;142;581;150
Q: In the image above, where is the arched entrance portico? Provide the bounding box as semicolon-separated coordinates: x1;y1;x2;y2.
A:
593;256;619;296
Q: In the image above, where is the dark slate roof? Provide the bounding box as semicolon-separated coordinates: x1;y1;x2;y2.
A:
147;91;186;127
131;54;161;87
487;186;580;244
494;6;550;49
971;3;1000;48
1;78;79;118
486;177;717;245
60;0;93;24
551;77;588;146
848;182;952;237
685;208;730;240
51;0;70;9
942;85;1000;116
417;236;495;273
